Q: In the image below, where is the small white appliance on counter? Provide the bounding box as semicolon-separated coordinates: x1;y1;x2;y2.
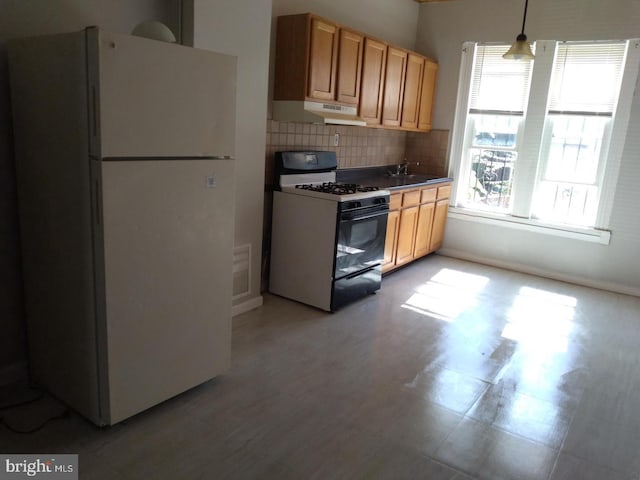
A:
8;27;236;425
270;151;390;311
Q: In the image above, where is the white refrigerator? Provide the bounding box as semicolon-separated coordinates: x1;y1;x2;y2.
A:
9;27;236;425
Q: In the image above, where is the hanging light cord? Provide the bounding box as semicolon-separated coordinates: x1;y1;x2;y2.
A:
520;0;529;36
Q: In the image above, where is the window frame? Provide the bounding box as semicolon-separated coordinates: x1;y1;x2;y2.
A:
463;112;525;212
448;39;640;242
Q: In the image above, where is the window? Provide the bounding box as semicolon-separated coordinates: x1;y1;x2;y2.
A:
534;43;626;225
465;45;533;211
450;40;640;234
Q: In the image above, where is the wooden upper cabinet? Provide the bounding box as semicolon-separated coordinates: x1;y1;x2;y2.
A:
308;17;339;101
274;14;311;101
401;53;425;130
359;38;387;125
382;47;408;127
274;13;439;132
418;59;438;131
274;14;364;105
336;28;363;105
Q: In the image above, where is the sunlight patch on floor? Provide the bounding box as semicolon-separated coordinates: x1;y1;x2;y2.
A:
502;286;577;354
401;268;490;321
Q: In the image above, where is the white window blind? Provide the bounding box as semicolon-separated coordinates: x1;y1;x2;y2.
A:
470;45;533;114
548;42;626;115
450;38;640;237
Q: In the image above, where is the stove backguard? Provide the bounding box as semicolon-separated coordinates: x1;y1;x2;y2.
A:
274;150;338;180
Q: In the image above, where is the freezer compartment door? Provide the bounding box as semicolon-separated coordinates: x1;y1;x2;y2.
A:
89;28;236;158
100;159;234;424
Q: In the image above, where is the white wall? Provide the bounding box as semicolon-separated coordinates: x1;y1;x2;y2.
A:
185;0;272;314
0;0;170;38
0;0;170;382
416;0;640;295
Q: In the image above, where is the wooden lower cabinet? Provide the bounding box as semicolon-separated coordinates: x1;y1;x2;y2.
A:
382;209;399;270
395;206;419;266
429;200;449;252
413;202;435;258
382;182;450;274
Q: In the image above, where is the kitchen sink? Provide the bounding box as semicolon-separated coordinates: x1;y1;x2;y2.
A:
385;173;419;178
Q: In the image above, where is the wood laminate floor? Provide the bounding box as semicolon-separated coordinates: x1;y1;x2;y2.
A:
2;255;640;479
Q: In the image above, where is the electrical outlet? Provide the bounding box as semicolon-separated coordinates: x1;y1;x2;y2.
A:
334;133;340;146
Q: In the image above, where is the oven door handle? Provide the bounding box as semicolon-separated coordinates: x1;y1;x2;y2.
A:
342;264;380;280
341;209;389;222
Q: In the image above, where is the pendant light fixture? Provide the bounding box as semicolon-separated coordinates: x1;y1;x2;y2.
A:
503;0;535;60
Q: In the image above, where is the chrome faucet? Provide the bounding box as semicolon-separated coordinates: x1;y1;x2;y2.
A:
388;161;420;176
400;161;420;175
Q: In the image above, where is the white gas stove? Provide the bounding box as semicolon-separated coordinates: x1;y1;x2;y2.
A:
269;151;390;311
279;172;389;202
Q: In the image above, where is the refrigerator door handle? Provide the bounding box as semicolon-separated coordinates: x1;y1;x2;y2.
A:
94;179;102;225
100;155;235;162
91;85;98;138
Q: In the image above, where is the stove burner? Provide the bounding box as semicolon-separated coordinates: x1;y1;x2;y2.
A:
295;182;380;196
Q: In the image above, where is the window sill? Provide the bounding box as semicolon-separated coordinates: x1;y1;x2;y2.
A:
448;207;611;245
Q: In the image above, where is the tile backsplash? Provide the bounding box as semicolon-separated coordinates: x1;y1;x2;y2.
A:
265;120;449;185
405;129;450;177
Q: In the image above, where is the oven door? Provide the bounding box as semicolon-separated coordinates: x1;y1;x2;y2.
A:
331;204;388;310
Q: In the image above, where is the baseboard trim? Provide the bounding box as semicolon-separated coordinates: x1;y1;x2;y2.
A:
232;295;263;317
438;248;640;298
0;361;28;386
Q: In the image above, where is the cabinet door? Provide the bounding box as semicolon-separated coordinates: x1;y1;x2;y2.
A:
401;53;425;130
382;47;407;127
418;60;438;131
382;209;400;272
413;202;435;258
308;17;339;101
336;28;363;105
389;192;403;211
395;205;419;266
429;200;449;252
359;38;387;125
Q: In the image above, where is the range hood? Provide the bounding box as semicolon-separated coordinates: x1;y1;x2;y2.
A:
272;100;367;127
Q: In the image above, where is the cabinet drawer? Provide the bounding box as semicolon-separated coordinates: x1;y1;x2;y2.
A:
420;187;437;204
389;193;402;210
402;190;421;207
436;184;451;200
